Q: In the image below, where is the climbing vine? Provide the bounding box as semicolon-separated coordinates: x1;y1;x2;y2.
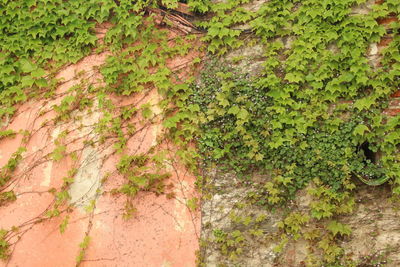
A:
182;0;400;265
0;0;201;263
0;0;399;265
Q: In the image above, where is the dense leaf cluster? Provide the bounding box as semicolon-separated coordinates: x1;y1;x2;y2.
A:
0;0;399;264
187;0;400;192
0;0;185;116
182;0;400;264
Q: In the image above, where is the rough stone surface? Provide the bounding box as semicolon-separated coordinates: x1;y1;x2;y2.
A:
225;44;265;76
200;171;282;267
341;186;400;265
201;170;400;266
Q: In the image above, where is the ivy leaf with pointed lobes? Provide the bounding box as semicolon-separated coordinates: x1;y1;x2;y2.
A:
354;97;376;110
269;136;285;149
228;105;240;115
188;104;200;113
353;124;370;136
267;89;290;99
327;221;352;236
141;103;153;119
217;27;230;38
35;78;48;88
285;72;303;83
21;76;35;87
385;131;400;144
237;108;249;121
208;24;221;37
59;215;70;234
216;92;229;107
271;120;283;129
19;59;37;73
255;153;264;161
30;68;46;78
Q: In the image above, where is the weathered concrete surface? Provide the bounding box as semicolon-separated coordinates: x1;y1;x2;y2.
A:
0;25;201;266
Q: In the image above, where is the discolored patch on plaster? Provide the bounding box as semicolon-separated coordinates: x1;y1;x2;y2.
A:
173;180;190;232
151;123;163;147
75;108;101;139
50;125;61;140
40;161;53;187
40;126;61;187
149;90;163;116
162;260;173;267
69;146;101;209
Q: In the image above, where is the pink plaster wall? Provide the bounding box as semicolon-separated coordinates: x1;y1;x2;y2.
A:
0;24;201;267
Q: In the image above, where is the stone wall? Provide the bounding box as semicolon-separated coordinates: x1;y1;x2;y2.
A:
200;0;400;266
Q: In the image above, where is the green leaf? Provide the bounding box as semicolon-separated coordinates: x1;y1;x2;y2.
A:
228;105;240;115
51;145;66;161
21;76;35;87
19;59;37;73
385;131;400;144
285;72;303;83
354;97;375;110
216;93;229;107
327;221;351;236
141;104;152;119
237;108;249;121
130;175;147;187
186;197;198;211
188;104;200;113
35;78;48;88
59;215;70;234
353;124;370;136
31;68;46;78
255;153;264;161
